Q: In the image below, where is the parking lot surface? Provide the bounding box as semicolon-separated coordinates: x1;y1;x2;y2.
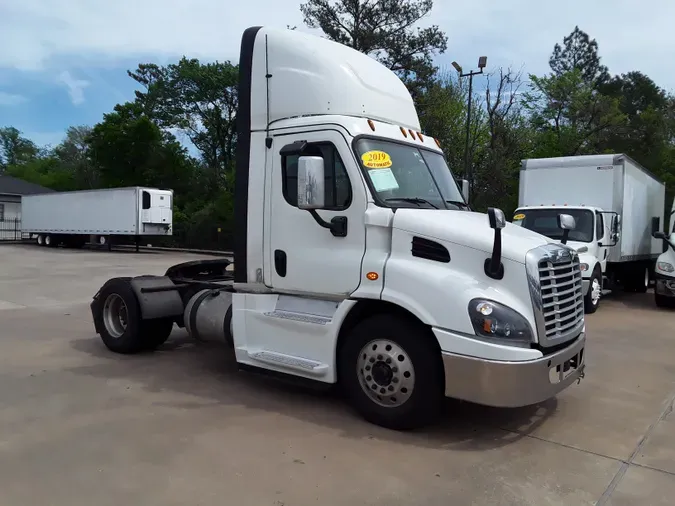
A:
1;244;674;505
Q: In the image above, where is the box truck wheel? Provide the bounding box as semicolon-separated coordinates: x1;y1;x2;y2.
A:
338;314;444;430
44;234;57;248
584;271;602;314
36;235;44;246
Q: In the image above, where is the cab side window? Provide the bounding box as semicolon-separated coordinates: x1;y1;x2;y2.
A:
596;213;604;240
281;143;352;210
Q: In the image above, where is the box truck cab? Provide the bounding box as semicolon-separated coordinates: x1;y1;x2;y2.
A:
89;26;587;430
652;198;675;308
513;155;665;314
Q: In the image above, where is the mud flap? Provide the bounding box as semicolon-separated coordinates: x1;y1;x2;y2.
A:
130;276;185;320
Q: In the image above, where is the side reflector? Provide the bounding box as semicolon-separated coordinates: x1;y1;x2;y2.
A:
366;272;379;281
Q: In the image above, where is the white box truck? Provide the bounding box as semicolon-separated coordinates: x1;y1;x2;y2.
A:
512;154;666;313
652;197;675;308
22;187;173;249
88;26;587;431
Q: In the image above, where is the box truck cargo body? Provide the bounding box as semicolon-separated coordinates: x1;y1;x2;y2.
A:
22;187;173;248
513;154;665;313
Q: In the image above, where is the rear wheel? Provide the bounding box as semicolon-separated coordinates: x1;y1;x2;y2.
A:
338;314;444;430
44;234;57;248
96;278;174;354
36;235;44;246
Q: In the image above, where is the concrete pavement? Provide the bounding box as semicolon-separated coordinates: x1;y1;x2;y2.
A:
0;244;673;505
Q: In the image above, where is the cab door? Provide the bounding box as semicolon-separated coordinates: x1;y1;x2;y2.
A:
595;211;609;271
266;129;367;296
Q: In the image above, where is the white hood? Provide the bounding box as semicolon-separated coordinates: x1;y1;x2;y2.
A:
392;209;551;264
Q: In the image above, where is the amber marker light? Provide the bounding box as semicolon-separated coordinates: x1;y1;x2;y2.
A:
400;126;408;137
434;138;441;148
368;119;376;131
366;272;379;281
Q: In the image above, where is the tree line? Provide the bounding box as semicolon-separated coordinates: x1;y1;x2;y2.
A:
1;0;674;249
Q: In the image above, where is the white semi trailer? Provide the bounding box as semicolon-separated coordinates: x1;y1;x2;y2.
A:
22;187;173;249
89;27;587;430
513;155;665;313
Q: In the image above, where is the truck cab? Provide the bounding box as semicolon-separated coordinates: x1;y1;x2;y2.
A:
653;198;675;308
512;205;618;313
89;26;587;430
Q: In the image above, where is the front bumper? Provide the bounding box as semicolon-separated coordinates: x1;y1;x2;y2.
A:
655;273;675;298
441;333;586;407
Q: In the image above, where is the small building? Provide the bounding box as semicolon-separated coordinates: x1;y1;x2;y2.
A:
0;174;54;240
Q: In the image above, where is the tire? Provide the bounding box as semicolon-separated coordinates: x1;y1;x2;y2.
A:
584;271;602;314
338;314;444;430
141;318;174;350
223;305;234;347
44;235;54;248
635;266;649;294
36;235;44;246
96;278;145;354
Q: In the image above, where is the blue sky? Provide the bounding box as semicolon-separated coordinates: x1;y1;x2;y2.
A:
1;0;674;150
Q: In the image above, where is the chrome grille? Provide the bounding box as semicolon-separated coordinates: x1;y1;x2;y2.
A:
526;244;585;347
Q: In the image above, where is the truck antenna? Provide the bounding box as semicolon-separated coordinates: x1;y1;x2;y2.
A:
265;34;272;149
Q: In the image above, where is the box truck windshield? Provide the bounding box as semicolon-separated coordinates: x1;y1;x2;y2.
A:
354;138;466;210
513;208;595;243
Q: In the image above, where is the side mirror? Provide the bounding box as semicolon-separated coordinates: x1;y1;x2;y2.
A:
485;207;506;280
487;207;506;230
461;179;470;203
297;156;325;210
558;213;576;245
651;216;663;238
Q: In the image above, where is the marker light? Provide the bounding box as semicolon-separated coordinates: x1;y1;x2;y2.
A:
408;129;415;138
366;272;379;280
434;138;441;148
417;132;424;142
400;127;408;138
367;119;375;131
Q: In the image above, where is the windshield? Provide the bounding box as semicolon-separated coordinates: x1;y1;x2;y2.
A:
354;138;466;210
512;208;595;243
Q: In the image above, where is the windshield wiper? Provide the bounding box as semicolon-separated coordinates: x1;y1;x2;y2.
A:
445;200;469;209
385;197;439;209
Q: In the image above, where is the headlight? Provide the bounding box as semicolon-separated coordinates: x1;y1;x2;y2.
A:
468;299;533;345
579;263;589;272
657;262;674;273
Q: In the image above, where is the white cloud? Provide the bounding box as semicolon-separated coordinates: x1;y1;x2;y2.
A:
0;0;674;91
57;70;90;105
0;91;28;106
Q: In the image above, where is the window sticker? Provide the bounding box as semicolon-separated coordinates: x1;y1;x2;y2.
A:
361;150;392;169
369;168;399;192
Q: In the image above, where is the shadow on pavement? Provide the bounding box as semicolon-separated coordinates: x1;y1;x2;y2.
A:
70;331;557;452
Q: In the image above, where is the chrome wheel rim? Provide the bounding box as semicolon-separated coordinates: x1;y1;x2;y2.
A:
99;236;106;245
591;278;601;305
356;339;415;408
103;293;128;338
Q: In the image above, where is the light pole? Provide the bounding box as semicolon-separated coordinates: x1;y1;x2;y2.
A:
452;56;487;187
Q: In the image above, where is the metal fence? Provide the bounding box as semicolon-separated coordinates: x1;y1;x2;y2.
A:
0;218;27;241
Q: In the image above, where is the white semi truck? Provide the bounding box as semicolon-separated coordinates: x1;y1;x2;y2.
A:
22;187;173;249
89;26;587;430
652;197;675;308
512;155;666;314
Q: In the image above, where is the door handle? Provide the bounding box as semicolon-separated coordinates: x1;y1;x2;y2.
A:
274;249;287;277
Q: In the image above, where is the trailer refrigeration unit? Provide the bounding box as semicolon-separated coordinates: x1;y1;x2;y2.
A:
512;155;666;313
89;26;587;430
22;187;173;249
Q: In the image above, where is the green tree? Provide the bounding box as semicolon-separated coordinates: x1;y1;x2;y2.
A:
523;69;625;156
0;127;39;170
87;102;196;197
549;26;609;85
300;0;447;95
127;57;239;189
53;126;97;189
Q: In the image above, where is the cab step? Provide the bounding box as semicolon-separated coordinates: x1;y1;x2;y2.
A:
248;350;329;377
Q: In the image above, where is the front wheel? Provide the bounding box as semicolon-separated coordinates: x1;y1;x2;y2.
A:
584;272;602;314
338;314;444;430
